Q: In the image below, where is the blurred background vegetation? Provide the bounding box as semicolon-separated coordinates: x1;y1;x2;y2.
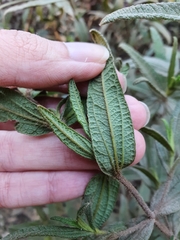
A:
0;0;180;239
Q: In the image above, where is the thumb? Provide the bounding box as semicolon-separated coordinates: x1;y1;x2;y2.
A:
0;30;109;88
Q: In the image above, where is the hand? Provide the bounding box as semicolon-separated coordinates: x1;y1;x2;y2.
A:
0;30;150;208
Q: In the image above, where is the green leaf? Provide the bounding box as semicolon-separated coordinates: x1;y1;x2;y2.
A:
150;26;166;60
3;225;93;240
119;42;167;94
60;97;78;126
69;79;90;136
87;30;135;176
150;21;172;45
50;216;80;228
38;105;94;159
167;37;178;89
141;127;173;152
100;3;180;25
0;88;51;136
134;77;166;98
133;166;159;188
83;174;119;229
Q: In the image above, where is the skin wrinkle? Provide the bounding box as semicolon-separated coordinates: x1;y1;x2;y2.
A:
47;171;60;204
0;132;15;172
0;173;11;208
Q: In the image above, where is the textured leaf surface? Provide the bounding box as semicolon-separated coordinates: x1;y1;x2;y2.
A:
69;79;90;136
83;174;119;229
60;97;78;126
50;216;80;228
87;30;135;176
3;225;93;240
117;219;154;240
141;127;173;152
0;88;51;136
120;43;167;93
38;105;94;159
150;169;180;215
100;3;180;25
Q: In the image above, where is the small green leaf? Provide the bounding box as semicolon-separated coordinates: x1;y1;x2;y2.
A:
150;26;166;60
134;77;166;98
69;79;90;136
61;97;78;126
150;21;172;45
83;174;119;229
119;42;167;94
38;105;94;159
76;204;95;232
0;88;51;136
87;29;135;176
133;166;159;188
3;225;93;240
50;216;80;228
141;127;174;152
167;37;178;89
100;3;180;25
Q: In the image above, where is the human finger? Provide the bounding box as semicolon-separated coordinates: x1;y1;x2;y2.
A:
0;171;97;208
125;95;150;130
132;130;146;165
0;128;145;171
0;30;109;88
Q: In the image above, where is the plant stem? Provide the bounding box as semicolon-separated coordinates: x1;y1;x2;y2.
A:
155;220;173;238
116;172;155;219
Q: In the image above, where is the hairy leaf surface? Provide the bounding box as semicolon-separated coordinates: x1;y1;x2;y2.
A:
38;105;94;159
100;3;180;25
87;30;135;176
116;219;154;240
3;225;93;240
0;88;51;135
50;216;80;228
69;79;90;136
150;166;180;216
60;97;78;126
83;174;119;229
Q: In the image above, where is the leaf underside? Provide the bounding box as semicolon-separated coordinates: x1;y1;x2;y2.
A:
0;88;51;136
69;79;90;136
38;105;94;159
3;225;93;240
87;30;135;176
100;2;180;25
83;174;119;229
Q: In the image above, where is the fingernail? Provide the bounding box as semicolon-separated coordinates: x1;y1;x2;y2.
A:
122;74;127;93
140;102;150;126
64;42;109;63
